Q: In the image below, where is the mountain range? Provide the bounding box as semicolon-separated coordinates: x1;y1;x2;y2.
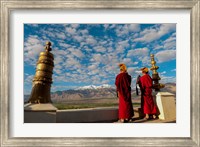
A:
24;83;176;103
51;87;117;102
75;84;113;90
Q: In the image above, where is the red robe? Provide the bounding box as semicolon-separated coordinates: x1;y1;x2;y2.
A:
115;72;134;119
139;74;157;114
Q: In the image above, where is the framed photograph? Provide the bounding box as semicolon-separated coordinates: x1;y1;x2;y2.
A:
1;0;199;146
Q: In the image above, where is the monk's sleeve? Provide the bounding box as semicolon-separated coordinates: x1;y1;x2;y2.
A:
115;75;119;91
128;75;132;86
139;77;145;94
128;75;132;91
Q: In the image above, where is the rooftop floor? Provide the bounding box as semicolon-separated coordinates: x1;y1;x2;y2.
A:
114;108;176;123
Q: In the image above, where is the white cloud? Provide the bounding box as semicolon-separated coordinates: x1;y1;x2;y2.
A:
164;34;176;44
142;56;151;66
86;36;97;46
71;24;79;28
127;48;151;65
129;24;141;32
115;24;140;36
135;70;142;74
54;56;64;65
65;27;76;35
116;45;125;54
25;35;40;44
155;50;176;63
160;71;167;77
52;49;68;57
40;28;56;38
103;24;109;29
163;32;176;50
127;67;135;75
88;64;98;70
24;75;34;85
54;69;62;74
88;69;100;75
160;24;176;35
24;35;44;65
171;69;176;72
115;40;130;55
104;24;116;30
66;57;81;68
80;29;89;35
93;46;107;53
99;40;108;46
55;64;63;69
118;40;129;48
90;54;102;62
107;47;114;53
110;24;116;29
104;64;118;74
56;32;66;39
91;75;101;84
122;58;132;65
73;35;84;42
154;45;163;50
68;48;84;58
58;42;71;49
134;24;176;43
127;48;149;57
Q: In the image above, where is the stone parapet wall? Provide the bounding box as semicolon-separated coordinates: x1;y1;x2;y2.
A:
56;107;118;123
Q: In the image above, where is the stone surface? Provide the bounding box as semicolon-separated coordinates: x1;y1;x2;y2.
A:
56;107;118;123
24;103;57;123
156;92;176;120
24;103;176;123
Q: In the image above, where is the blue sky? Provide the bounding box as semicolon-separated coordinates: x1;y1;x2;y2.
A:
24;24;176;94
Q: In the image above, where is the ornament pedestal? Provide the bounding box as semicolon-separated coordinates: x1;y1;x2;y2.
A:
156;92;176;120
24;103;57;123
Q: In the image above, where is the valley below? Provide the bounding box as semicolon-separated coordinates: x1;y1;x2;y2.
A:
24;83;176;110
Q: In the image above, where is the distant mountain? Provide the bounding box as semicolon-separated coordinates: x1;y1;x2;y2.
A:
75;84;113;90
161;83;176;95
51;87;117;102
50;83;176;102
24;83;176;103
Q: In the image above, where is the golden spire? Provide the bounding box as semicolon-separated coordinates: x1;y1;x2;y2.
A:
28;41;54;103
150;54;164;91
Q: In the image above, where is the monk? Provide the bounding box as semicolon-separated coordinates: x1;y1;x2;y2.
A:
115;63;134;123
138;67;157;120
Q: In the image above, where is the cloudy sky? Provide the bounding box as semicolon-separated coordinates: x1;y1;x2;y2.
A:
24;24;176;94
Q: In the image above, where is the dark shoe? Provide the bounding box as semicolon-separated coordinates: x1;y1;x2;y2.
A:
124;119;129;123
128;118;135;122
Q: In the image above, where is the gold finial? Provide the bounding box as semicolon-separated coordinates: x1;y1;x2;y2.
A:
45;41;52;52
28;42;54;103
150;54;159;74
150;54;164;91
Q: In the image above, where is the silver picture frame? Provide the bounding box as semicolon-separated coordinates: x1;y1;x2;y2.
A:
1;0;199;146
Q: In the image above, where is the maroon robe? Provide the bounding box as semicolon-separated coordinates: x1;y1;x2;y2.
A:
139;74;157;114
115;72;134;119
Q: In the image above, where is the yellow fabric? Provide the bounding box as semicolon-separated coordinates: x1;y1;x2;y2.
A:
119;63;127;72
141;67;149;73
